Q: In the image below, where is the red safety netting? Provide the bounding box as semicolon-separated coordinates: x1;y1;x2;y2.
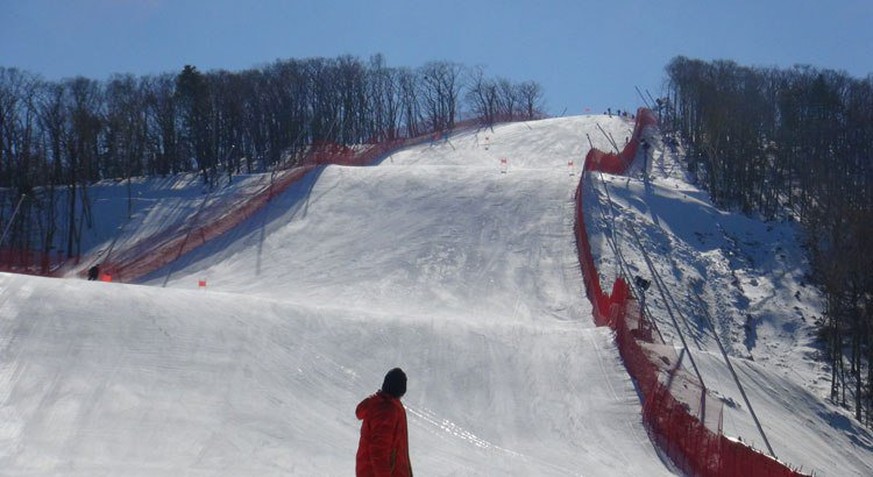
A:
574;107;807;476
584;108;658;175
99;162;318;282
0;248;71;276
5;116;503;282
95;132;442;282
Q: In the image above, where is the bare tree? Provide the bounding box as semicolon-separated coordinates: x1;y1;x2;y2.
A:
64;76;102;258
466;66;499;128
419;61;464;132
518;80;544;120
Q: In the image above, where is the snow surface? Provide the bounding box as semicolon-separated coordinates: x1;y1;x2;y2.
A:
2;114;871;475
1;117;678;475
583;126;873;476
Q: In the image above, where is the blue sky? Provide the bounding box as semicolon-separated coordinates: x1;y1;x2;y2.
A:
2;0;871;116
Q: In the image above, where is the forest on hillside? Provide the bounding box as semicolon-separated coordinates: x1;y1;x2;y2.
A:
663;56;873;428
0;54;543;263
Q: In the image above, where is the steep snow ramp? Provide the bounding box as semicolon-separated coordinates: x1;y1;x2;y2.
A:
0;116;675;475
143;117;636;319
145;164;590;323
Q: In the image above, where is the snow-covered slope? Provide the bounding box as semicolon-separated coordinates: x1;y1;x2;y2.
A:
583;127;873;476
0;116;678;475
3;114;870;476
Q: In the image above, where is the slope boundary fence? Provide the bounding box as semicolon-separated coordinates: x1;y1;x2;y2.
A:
574;107;808;476
91;121;486;283
0;248;69;276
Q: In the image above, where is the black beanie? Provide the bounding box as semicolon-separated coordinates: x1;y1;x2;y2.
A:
381;368;407;398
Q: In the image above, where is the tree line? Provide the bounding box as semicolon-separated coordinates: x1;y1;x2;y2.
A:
663;56;873;427
0;55;544;266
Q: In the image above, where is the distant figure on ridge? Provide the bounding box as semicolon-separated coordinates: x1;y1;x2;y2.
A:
87;264;100;281
356;367;413;477
641;138;651;180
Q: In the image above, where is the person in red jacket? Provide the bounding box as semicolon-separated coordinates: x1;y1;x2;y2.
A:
356;368;413;477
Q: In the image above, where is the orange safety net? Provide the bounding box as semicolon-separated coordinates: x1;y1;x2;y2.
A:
574;107;807;476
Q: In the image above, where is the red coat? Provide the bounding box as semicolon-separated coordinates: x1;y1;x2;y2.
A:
356;391;412;477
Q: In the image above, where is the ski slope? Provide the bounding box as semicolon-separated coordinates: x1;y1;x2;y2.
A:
583;128;873;476
0;117;678;475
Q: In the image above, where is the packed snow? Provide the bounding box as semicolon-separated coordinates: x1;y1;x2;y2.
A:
0;114;871;475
